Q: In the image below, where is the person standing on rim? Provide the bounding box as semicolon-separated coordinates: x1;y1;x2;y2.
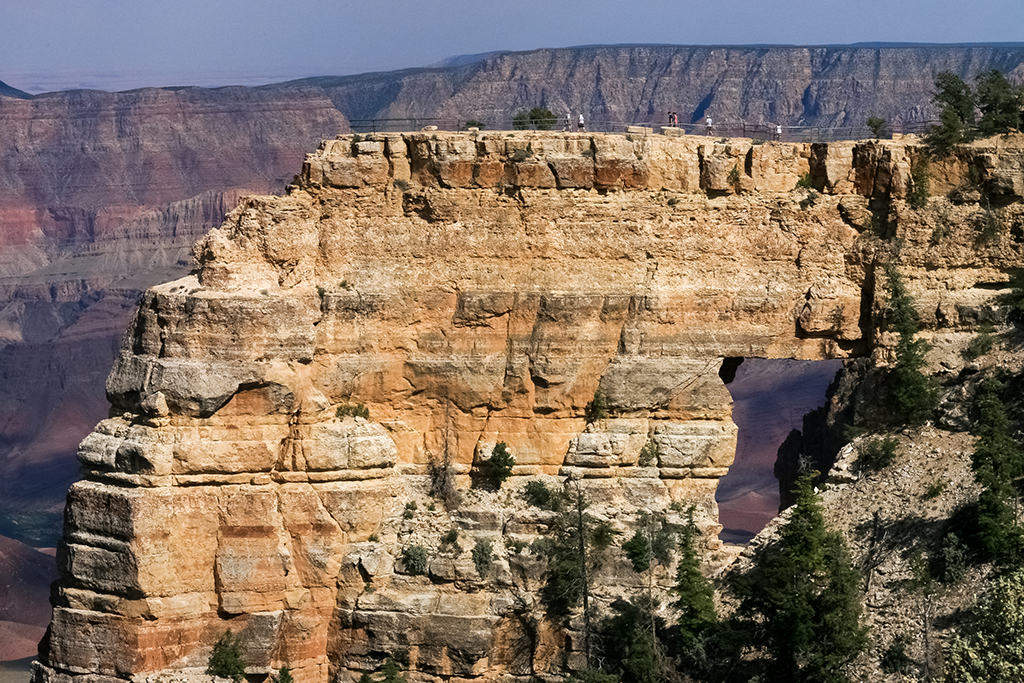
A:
564;110;572;132
578;112;586;132
705;114;713;135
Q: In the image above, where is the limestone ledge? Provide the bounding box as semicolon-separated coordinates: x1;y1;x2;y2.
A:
299;130;1024;200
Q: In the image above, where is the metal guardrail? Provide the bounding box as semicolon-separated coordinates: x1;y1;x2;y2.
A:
347;117;942;142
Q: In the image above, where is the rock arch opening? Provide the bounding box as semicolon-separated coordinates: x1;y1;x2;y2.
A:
717;357;843;544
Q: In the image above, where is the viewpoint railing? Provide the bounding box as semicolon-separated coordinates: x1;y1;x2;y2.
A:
347;117;942;142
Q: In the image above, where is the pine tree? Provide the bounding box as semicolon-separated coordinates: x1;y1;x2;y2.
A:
975;69;1024;137
610;512;676;683
971;378;1024;564
884;264;937;425
540;480;607;667
733;473;868;682
671;506;717;646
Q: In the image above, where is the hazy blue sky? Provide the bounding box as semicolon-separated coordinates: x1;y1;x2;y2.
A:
2;0;1021;93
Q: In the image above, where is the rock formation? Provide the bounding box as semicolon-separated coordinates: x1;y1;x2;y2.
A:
31;129;1024;683
3;41;1024;577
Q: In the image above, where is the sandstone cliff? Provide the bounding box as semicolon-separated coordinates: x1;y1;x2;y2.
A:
32;130;1024;683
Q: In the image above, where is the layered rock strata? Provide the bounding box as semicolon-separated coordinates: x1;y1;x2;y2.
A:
35;131;1024;683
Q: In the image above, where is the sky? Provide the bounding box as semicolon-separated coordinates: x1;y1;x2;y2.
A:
2;0;1022;93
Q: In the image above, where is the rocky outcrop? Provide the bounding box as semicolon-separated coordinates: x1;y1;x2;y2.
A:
32;130;1024;683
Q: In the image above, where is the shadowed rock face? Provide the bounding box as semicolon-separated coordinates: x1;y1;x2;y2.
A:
298;44;1024;128
30;130;1024;683
0;87;352;552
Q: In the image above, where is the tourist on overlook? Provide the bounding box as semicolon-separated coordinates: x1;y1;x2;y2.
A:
775;124;782;141
564;110;572;132
578;112;586;132
705;115;713;135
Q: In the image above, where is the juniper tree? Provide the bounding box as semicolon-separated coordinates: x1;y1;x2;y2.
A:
928;71;976;154
207;630;246;682
975;69;1024;137
480;441;515;489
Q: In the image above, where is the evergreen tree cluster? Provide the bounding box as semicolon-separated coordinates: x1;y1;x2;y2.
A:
928;69;1024;155
529;474;866;683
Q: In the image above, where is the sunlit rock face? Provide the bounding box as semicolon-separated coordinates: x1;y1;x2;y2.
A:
34;131;1024;683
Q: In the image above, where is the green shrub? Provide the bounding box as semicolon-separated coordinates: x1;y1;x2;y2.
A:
938;531;969;584
510;142;534;162
638;440;659;467
507;539;528;554
799;189;819;210
403;501;417;519
529;537;555;556
523;480;562;511
796;172;813;189
924;481;947;499
472;538;494;577
590;521;616;550
529;107;557;130
368;533;379;542
728;165;742;193
440;528;461;553
393;179;410;191
207;630;246;682
880;634;912;675
964;323;996;359
463;119;485;130
512;108;556;131
945;569;1024;682
336;403;370;420
854;436;899;474
585;390;608;423
479;442;515;489
402;545;429;575
866;116;888;139
274;667;294;683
